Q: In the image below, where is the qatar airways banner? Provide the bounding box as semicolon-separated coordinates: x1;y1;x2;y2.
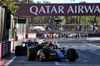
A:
16;3;100;16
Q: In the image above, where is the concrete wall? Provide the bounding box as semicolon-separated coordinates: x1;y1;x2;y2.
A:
0;2;15;59
0;4;14;42
9;14;14;40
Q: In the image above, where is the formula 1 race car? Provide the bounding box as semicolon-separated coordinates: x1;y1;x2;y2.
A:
37;46;79;61
15;40;42;56
27;41;79;62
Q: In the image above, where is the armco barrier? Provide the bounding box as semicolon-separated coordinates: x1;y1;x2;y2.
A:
0;43;2;59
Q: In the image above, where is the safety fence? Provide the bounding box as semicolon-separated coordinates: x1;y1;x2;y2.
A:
0;40;14;59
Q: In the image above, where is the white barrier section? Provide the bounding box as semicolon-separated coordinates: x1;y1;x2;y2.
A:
28;33;36;39
11;40;14;52
18;35;22;40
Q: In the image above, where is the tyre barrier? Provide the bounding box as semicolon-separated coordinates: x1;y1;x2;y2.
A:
0;40;14;59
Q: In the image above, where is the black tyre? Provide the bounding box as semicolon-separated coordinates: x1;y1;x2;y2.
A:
61;50;65;54
67;48;78;62
42;48;49;58
27;48;37;61
15;46;21;56
69;59;76;62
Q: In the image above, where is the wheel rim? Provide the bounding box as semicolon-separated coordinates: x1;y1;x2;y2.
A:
39;51;43;61
27;50;30;60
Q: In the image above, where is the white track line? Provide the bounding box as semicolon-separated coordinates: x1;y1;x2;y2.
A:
4;56;16;66
88;50;100;56
55;61;59;65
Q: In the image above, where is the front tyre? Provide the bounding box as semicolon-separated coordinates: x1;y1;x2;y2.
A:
67;48;78;62
27;48;37;61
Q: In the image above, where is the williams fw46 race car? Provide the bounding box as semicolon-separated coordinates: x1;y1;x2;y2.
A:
15;40;43;56
26;41;79;62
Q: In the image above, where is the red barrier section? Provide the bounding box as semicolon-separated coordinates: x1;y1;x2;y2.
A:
0;43;2;59
25;33;28;39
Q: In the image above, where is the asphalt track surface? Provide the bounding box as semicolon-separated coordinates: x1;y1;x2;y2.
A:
4;37;100;66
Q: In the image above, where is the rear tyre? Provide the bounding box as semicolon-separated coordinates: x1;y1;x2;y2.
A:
67;48;78;62
15;46;21;56
27;48;37;61
61;50;65;54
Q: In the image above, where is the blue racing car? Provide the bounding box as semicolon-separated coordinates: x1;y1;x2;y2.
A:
27;41;79;62
15;40;42;56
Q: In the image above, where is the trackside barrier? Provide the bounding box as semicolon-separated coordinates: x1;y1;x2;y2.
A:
0;43;2;59
11;40;14;52
26;33;36;39
17;35;22;40
25;33;28;39
2;42;6;57
88;33;100;37
22;35;25;39
17;35;24;41
0;40;14;59
16;33;36;41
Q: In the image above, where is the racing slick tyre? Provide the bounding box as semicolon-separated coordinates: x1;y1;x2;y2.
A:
61;50;65;54
42;48;50;58
27;48;37;61
67;48;78;62
15;46;21;56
